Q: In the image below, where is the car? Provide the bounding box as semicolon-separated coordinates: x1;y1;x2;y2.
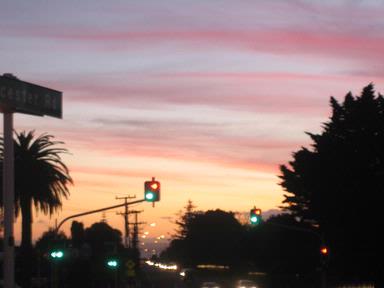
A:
235;279;257;288
200;281;221;288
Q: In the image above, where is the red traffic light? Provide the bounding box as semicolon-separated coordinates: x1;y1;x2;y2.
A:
320;246;329;255
144;177;160;202
150;182;159;190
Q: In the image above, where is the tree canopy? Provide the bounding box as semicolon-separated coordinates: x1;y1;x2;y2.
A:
0;131;72;288
279;84;382;280
84;221;123;254
162;208;244;266
0;131;73;248
174;199;198;239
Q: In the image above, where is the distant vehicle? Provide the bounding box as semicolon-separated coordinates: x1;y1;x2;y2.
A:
179;268;194;278
235;279;257;288
200;282;220;288
179;268;197;283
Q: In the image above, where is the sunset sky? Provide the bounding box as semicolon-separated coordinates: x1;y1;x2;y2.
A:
1;0;384;254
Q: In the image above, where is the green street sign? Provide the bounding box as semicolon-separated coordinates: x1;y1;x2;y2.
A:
0;74;62;118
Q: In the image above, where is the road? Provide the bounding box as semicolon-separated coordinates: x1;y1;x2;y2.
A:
140;265;266;288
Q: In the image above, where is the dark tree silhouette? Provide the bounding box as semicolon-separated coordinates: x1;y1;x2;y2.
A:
0;131;72;287
84;221;123;252
0;131;73;248
33;229;68;288
84;222;124;288
242;214;319;286
162;209;244;266
279;84;382;282
35;228;68;254
174;199;198;239
71;220;85;248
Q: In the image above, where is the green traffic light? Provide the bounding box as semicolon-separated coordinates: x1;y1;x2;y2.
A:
250;216;258;223
50;250;64;259
145;192;154;201
107;259;118;268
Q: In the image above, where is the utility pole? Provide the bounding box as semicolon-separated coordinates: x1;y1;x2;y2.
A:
129;210;145;252
101;211;107;223
116;195;136;248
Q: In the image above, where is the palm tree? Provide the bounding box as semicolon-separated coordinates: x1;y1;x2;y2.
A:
0;130;73;248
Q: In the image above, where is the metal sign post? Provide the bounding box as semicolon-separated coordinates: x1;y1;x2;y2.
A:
3;111;14;288
0;74;62;288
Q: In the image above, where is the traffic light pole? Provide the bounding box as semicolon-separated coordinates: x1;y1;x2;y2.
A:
51;259;58;288
55;199;146;233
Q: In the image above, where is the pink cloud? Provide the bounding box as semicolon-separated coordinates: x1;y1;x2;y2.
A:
17;117;292;179
5;24;384;63
54;119;303;176
53;70;380;118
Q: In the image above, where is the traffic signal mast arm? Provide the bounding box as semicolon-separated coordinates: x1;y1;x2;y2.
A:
267;220;328;254
248;207;325;248
55;198;146;233
267;221;322;239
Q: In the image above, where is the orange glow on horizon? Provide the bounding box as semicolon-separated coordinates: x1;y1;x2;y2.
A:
20;149;284;246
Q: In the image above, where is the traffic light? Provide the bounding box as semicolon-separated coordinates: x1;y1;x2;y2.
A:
320;245;329;265
106;259;119;269
320;246;329;256
144;177;160;202
250;208;262;225
50;249;64;259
